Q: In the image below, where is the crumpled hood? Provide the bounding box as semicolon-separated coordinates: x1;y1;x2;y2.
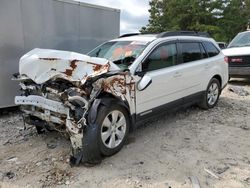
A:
19;48;120;85
222;46;250;56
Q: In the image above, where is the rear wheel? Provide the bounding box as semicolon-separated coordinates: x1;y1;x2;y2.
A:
199;78;221;109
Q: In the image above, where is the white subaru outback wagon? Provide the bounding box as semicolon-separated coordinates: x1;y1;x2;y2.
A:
14;31;228;165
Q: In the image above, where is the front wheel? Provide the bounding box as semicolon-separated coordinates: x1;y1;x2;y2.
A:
199;78;221;109
97;104;130;156
83;103;130;162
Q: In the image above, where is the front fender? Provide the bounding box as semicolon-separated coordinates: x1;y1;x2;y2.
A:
88;97;131;125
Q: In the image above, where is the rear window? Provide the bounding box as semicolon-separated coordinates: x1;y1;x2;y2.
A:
203;41;220;57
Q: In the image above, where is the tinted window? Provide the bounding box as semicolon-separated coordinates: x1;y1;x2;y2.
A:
180;42;202;63
203;41;220;57
142;43;177;72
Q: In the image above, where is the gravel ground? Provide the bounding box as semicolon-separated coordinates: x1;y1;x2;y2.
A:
0;78;250;188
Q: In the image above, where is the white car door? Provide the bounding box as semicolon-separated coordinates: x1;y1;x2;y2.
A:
175;41;208;97
135;42;185;117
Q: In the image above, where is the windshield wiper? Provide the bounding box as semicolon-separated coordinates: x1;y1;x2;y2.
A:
95;48;101;57
112;55;136;65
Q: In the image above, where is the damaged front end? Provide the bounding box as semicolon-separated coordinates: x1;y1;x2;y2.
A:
14;48;135;165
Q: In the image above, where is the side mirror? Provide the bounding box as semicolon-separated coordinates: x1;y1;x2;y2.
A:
137;75;152;91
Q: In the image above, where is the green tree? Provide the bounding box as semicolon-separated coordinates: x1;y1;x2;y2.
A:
141;0;250;42
219;0;249;42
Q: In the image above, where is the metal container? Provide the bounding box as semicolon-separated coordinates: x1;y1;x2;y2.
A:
0;0;120;108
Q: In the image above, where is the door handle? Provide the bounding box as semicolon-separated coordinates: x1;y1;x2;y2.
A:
173;71;182;78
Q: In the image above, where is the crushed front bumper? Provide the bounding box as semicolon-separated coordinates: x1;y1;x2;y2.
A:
15;95;68;125
15;94;86;165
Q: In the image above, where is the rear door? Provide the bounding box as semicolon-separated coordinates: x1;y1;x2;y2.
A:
176;40;209;97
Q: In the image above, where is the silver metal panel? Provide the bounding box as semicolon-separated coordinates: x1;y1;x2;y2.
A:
79;3;120;52
0;0;25;107
0;0;120;107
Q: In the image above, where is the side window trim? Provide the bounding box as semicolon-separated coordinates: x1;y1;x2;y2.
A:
202;41;220;57
199;43;209;58
177;42;183;64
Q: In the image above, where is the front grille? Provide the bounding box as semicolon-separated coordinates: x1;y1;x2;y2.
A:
21;79;74;101
228;55;250;67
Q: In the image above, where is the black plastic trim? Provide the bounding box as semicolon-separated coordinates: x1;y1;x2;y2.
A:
88;97;131;124
157;31;210;38
135;91;204;124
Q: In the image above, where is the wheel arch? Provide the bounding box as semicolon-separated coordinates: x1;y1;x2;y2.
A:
87;91;135;132
212;74;222;90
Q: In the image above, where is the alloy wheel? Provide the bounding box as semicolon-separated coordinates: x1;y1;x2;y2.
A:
101;110;127;149
207;83;219;106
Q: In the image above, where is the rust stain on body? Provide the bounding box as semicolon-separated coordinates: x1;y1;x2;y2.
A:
70;60;78;69
92;62;110;74
63;60;79;77
102;75;127;95
63;69;73;76
62;59;110;77
93;64;102;72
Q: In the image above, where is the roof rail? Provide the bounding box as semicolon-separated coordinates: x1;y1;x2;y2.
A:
119;33;140;38
157;31;210;38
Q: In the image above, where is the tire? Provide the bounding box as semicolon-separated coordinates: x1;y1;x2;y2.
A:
199;78;221;109
84;103;130;158
35;125;45;134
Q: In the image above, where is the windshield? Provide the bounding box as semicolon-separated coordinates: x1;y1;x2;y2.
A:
88;41;147;69
228;32;250;48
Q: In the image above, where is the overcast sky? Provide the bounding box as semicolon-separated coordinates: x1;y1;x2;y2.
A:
76;0;150;34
